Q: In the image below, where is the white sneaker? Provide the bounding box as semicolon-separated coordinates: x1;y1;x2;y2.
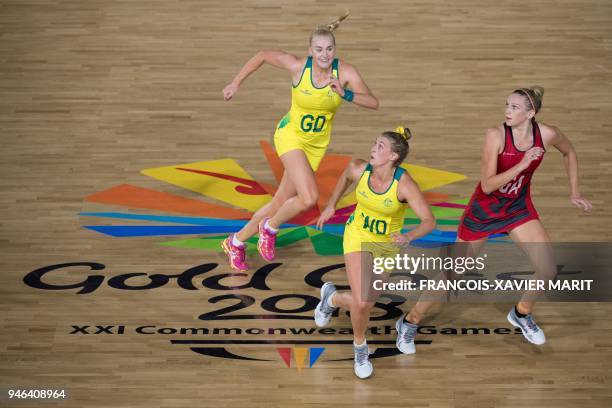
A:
507;307;546;345
395;316;417;354
314;282;337;328
353;342;373;379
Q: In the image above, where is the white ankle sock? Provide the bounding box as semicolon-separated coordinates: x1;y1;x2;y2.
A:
232;234;244;247
354;340;367;348
264;219;278;233
326;292;336;308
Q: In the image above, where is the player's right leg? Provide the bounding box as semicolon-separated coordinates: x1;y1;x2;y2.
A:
344;251;379;379
258;149;319;261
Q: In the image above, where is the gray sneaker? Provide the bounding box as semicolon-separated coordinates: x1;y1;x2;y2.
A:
353;342;373;379
314;282;337;328
507;307;546;345
395;316;418;354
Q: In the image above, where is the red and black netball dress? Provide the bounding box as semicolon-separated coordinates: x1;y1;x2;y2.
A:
457;119;545;241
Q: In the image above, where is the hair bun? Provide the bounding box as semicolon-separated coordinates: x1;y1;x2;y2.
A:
531;86;545;100
395;125;412;141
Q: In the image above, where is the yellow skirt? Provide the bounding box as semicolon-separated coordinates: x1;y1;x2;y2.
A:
343;223;400;257
273;123;328;172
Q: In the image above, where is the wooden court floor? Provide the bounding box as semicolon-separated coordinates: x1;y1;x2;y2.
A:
1;0;612;407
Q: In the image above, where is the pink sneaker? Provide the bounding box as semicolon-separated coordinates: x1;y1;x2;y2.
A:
257;218;277;261
222;234;249;272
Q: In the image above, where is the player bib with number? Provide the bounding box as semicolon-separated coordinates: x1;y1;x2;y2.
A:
345;163;407;240
349;208;392;236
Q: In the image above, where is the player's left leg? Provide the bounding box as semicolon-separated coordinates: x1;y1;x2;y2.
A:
396;237;487;354
222;171;297;271
506;219;555;345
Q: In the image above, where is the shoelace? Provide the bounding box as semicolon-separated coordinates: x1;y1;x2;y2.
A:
320;297;334;315
259;233;272;253
230;243;245;263
401;323;416;343
523;315;539;332
355;346;368;365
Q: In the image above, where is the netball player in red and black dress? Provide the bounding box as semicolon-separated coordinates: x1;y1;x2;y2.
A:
394;87;592;353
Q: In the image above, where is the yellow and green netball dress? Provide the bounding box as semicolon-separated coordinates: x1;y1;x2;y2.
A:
274;56;343;170
344;164;407;257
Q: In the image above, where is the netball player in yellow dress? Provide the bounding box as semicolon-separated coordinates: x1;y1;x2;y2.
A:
221;13;379;271
315;126;436;379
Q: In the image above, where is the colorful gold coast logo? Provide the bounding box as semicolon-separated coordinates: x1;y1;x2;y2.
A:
79;140;470;252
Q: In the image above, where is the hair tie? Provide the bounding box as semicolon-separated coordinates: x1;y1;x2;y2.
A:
395;126;408;140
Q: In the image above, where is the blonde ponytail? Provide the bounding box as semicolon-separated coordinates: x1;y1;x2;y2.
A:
310;11;350;45
327;11;350;32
